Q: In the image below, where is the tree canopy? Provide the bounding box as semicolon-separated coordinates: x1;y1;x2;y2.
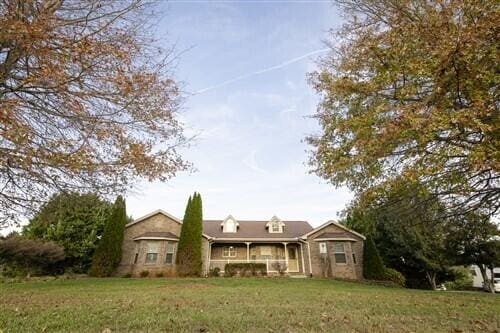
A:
446;212;500;292
23;192;112;273
308;0;499;219
0;0;188;226
345;181;464;289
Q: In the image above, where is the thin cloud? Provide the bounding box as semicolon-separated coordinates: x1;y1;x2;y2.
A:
195;48;329;94
243;149;268;174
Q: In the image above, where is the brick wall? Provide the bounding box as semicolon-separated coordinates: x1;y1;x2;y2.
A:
306;224;364;280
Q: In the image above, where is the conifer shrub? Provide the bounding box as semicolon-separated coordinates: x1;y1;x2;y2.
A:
363;235;386;280
89;196;126;277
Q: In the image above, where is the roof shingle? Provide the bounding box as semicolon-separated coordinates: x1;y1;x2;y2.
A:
202;220;313;239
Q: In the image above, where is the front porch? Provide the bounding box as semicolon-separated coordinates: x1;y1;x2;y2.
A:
207;242;306;274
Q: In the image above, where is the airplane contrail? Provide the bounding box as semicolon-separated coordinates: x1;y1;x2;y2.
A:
195;48;329;94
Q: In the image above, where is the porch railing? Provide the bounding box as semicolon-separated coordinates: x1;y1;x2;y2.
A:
209;259;287;273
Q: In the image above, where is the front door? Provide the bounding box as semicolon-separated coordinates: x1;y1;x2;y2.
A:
288;247;299;272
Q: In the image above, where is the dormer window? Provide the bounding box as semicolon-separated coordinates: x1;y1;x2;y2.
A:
266;216;284;233
221;215;239;233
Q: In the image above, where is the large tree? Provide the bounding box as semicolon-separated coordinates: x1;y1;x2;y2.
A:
344;181;453;289
308;1;499;219
176;192;203;277
446;213;500;293
0;0;188;226
23;192;112;273
89;195;126;277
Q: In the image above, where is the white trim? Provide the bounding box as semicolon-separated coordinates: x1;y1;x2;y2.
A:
221;215;239;233
133;237;179;241
125;209;212;239
222;246;237;258
211;237;299;242
299;242;305;275
301;220;366;240
319;242;327;254
266;216;285;233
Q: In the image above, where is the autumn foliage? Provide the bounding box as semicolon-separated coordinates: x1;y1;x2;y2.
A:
308;1;499;218
0;0;188;225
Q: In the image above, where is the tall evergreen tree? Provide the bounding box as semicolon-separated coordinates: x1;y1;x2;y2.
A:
176;192;203;276
89;196;126;277
363;235;386;280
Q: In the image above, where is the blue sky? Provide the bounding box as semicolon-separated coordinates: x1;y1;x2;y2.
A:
127;1;351;227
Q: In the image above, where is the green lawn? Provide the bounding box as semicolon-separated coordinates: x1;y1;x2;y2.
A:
0;278;498;333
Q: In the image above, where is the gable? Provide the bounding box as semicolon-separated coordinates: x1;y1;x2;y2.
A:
124;211;182;241
302;220;365;241
126;210;211;239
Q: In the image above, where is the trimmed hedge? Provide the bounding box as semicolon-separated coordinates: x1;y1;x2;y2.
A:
224;263;267;277
384;268;406;287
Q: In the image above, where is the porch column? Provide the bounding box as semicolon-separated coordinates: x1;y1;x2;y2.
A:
245;242;251;262
299;242;305;274
207;242;212;272
283;242;289;273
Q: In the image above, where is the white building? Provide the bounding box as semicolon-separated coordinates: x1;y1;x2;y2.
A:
470;265;500;288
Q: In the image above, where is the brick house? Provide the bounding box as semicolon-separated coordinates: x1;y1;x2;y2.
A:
116;210;365;279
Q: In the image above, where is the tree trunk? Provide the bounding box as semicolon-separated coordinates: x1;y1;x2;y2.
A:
478;264;494;293
488;266;496;293
426;271;437;290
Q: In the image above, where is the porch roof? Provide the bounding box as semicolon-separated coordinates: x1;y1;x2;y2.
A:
203;220;313;240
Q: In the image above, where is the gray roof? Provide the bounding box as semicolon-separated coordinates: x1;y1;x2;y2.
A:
133;232;179;240
203;220;313;239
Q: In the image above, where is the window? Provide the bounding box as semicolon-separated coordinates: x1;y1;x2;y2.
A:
267;216;283;233
319;242;327;254
222;216;238;233
334;243;347;264
352;252;357;264
223;246;236;257
134;253;139;264
260;246;272;259
145;242;159;264
288;248;296;260
165;242;176;264
225;219;236;232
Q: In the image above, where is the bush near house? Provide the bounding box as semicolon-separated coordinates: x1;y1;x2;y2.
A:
383;268;406;287
0;236;65;278
224;263;267;277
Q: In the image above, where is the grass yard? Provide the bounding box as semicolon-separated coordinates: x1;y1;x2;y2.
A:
0;278;499;333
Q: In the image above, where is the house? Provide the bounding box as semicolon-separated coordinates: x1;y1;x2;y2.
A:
470;265;500;289
116;210;365;279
